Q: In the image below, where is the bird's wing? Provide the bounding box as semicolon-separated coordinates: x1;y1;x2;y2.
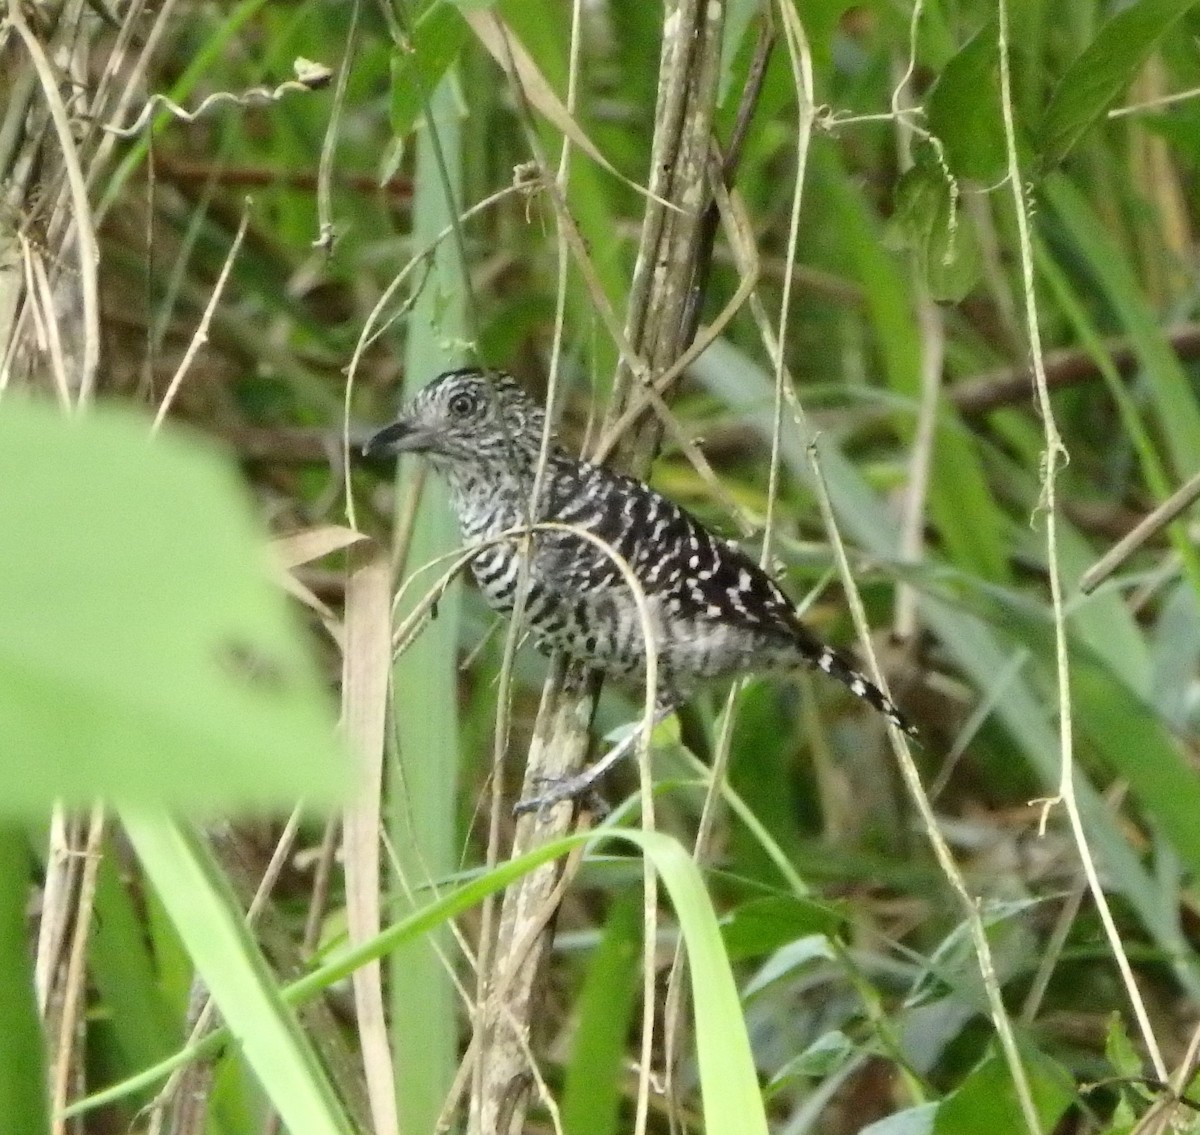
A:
537;462;799;635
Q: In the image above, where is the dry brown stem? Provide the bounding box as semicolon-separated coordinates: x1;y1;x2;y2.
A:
467;3;728;1133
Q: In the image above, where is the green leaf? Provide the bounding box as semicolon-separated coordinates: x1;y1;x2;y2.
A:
861;1104;936;1135
1071;651;1200;881
889;147;981;301
122;815;356;1135
1104;1011;1143;1081
0;830;48;1135
89;846;182;1094
689;341;1200;997
718;0;763;106
1045;175;1200;479
927;572;1200;886
560;895;642;1135
721;895;846;960
824;153;1007;583
0;400;345;814
1039;0;1199;167
390;2;469;140
75;829;772;1135
926;20;1006;181
390;67;469;1135
767;1030;859;1091
933;1048;1075;1135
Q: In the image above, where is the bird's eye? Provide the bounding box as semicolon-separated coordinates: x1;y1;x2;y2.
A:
447;391;476;419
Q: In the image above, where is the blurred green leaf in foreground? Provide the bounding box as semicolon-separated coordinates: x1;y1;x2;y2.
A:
0;398;347;815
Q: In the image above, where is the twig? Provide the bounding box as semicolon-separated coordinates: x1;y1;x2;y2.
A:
151;200;250;432
1109;84;1200;118
314;4;360;252
21;235;73;407
1079;465;1200;593
153;154;411;200
949;323;1200;418
462;4;725;1129
661;12;776;1115
48;806;105;1135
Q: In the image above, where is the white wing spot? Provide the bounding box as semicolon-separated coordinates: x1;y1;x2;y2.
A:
817;651;834;673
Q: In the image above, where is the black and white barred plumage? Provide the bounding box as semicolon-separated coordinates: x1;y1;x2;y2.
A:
366;368;915;736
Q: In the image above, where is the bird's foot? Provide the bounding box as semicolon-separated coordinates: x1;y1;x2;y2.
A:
512;741;631;815
512;701;676;817
512;774;610;818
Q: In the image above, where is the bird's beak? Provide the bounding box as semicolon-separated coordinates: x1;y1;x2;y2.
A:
362;418;434;458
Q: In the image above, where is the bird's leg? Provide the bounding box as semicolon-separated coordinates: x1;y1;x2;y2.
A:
513;700;677;816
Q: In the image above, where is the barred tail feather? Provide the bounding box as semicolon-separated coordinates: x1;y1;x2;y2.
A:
805;637;919;739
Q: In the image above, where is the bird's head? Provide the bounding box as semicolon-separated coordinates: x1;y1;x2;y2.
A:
363;368;550;473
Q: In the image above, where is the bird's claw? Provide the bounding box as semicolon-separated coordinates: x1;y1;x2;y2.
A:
513;775;608;818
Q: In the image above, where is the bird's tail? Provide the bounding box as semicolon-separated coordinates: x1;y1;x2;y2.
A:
796;625;919;739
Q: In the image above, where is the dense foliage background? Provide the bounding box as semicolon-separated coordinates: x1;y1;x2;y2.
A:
6;0;1200;1132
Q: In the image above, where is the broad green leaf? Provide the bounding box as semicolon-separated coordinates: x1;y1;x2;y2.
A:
788;0;856;66
1137;105;1200;170
721;895;845;960
933;1048;1074;1135
390;2;469;140
1039;0;1198;167
388;67;469;1135
861;1104;936;1135
88;846;182;1099
1072;652;1200;878
718;0;763;105
691;340;1200;999
926;21;1006;181
0;400;345;814
767;1029;859;1091
922;571;1200;884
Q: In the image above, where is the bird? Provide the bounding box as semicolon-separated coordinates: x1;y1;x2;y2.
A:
365;367;917;810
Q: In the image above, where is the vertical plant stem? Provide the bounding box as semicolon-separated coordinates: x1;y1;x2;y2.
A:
468;2;726;1132
389;72;468;1135
994;0;1167;1088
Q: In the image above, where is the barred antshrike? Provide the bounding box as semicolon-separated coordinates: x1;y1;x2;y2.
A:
366;368;915;810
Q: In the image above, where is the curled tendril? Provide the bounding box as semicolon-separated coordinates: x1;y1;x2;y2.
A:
103;58;332;139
